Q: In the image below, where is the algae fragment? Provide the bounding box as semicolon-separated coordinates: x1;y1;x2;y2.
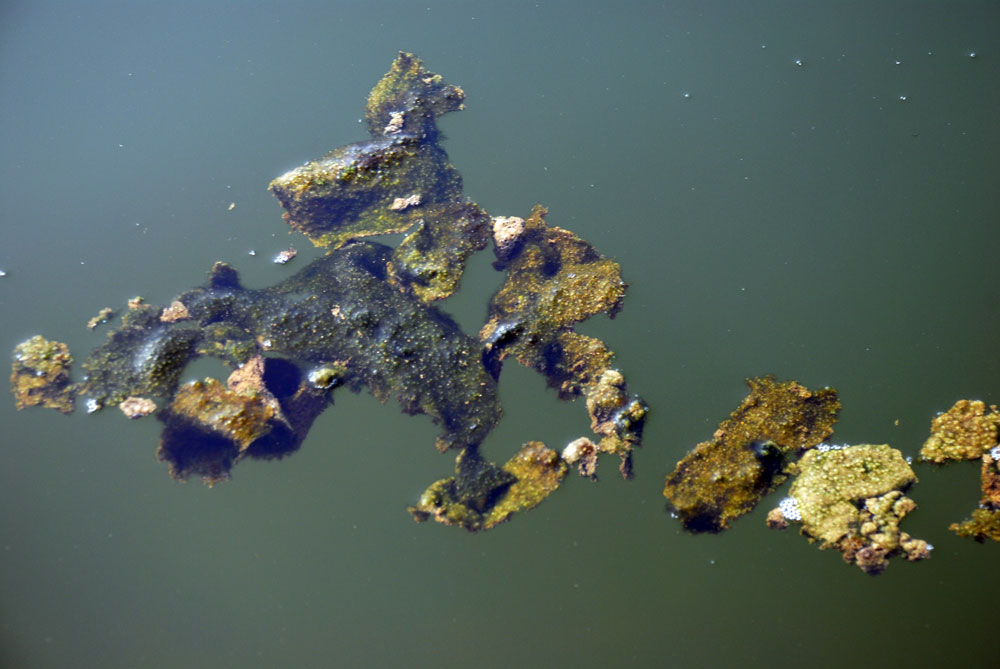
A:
409;442;567;531
770;444;930;575
663;376;840;532
948;452;1000;542
920;399;999;463
87;307;115;330
10;335;75;414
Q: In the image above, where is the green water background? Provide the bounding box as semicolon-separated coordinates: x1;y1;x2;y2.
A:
2;1;998;666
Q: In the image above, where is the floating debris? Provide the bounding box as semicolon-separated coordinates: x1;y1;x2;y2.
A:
562;436;599;480
663;376;840;532
273;248;298;265
86;307;115;330
119;396;156;419
159;300;190;323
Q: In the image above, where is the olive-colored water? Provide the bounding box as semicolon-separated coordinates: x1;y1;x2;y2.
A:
2;2;998;667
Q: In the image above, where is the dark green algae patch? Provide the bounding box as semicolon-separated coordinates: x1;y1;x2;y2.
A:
10;52;646;532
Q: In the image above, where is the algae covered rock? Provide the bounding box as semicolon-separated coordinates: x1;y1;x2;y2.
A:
770;444;931;574
663;376;840;532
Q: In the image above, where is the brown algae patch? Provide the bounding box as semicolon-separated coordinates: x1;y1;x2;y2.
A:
663;376;840;532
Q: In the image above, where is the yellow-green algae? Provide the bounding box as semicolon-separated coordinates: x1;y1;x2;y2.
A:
663;376;840;532
387;201;491;302
919;399;1000;463
409;442;568;531
773;444;931;574
10;335;75;414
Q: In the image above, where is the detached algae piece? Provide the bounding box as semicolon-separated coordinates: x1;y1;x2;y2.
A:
919;400;1000;542
663;376;840;532
480;205;647;477
409;442;568;531
768;444;931;575
946;447;1000;543
11;335;75;414
11;52;645;531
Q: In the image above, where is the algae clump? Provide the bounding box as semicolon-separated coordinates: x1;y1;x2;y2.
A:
663;375;840;532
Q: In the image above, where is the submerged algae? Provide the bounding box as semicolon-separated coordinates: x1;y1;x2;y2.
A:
11;52;643;530
663;376;840;532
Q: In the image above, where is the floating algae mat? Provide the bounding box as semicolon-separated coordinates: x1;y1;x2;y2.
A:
10;54;999;569
10;52;646;532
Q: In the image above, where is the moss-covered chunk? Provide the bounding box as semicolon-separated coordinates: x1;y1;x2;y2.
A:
664;376;840;532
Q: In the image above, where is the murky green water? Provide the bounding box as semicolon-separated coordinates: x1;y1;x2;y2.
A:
2;2;998;667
